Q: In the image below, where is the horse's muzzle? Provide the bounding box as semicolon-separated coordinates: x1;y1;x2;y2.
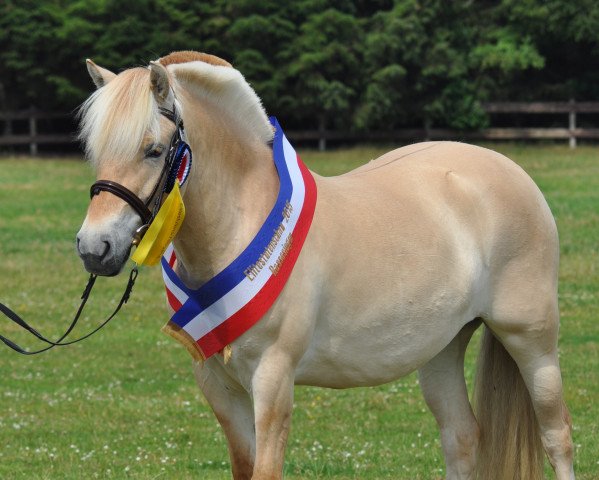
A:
76;225;132;277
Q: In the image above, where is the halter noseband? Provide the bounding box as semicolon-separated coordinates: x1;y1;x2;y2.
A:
90;180;153;225
89;106;186;244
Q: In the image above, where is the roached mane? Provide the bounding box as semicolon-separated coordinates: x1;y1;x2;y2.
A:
78;51;273;163
158;51;232;68
164;52;274;145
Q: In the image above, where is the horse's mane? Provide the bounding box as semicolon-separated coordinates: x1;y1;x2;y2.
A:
166;53;274;145
78;51;272;163
159;51;232;68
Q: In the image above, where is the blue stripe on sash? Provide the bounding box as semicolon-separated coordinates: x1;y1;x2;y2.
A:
165;117;293;328
161;255;193;296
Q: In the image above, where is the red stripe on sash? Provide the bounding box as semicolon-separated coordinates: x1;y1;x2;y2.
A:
166;289;183;311
196;155;317;358
164;247;182;310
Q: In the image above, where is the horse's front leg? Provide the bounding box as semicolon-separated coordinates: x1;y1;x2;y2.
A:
250;349;295;480
194;361;256;480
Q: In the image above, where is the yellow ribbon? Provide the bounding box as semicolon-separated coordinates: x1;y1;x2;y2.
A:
131;182;185;266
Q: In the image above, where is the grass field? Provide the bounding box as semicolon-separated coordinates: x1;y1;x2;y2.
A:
0;143;597;479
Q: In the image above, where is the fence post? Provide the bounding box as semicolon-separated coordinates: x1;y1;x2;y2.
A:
318;115;326;152
424;118;431;141
29;107;38;155
568;99;576;149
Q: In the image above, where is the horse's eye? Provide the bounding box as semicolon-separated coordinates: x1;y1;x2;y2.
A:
145;144;165;159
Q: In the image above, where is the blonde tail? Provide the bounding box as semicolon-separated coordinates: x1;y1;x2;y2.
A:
473;327;545;479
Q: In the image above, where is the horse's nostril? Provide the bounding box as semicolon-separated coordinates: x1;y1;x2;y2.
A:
100;240;111;260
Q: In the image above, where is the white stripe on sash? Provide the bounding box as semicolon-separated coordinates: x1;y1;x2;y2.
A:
162;245;188;306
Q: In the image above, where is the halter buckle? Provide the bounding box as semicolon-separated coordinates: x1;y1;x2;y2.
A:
131;224;149;246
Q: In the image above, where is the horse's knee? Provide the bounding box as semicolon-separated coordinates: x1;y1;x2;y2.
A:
527;363;564;414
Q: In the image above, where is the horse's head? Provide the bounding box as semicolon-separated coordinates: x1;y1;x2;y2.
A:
76;52;275;277
76;59;179;276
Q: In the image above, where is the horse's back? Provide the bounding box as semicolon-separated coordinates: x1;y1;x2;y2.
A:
326;141;557;255
324;140;559;286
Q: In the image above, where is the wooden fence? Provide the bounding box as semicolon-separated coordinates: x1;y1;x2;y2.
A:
2;102;599;154
291;101;599;150
483;101;599;149
0;109;73;155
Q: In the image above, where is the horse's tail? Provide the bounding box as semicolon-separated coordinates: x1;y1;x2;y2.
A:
473;326;545;480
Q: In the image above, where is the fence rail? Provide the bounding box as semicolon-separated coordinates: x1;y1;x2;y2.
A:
0;108;74;155
289;101;599;150
2;102;599;154
483;101;599;113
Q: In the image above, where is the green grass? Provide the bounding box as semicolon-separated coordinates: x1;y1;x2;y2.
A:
0;144;597;479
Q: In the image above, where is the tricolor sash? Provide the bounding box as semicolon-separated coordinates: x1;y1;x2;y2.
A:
161;117;317;360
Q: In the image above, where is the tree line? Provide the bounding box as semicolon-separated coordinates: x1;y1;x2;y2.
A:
1;0;598;132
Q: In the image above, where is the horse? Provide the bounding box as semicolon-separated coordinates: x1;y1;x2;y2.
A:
75;51;575;479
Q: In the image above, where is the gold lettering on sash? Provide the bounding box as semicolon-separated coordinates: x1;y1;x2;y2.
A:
282;201;293;223
243;201;298;281
244;222;287;280
269;234;293;276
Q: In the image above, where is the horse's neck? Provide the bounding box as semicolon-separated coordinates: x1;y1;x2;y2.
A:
173;105;278;288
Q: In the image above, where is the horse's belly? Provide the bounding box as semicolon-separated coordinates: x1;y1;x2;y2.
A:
293;318;453;388
293;250;484;388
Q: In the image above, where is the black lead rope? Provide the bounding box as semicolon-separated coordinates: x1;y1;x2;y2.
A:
0;267;138;355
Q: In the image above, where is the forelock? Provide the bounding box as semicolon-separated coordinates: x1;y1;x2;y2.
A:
78;67;160;164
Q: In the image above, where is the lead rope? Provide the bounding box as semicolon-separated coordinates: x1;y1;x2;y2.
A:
0;267;138;355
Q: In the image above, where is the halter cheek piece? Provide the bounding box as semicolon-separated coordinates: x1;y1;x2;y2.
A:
89;106;188;245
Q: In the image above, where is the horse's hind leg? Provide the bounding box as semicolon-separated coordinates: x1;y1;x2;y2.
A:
194;361;256;480
518;349;574;479
482;238;575;478
488;298;575;480
418;320;481;480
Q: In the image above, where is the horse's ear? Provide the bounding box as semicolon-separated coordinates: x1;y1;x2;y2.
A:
149;61;172;105
86;59;116;89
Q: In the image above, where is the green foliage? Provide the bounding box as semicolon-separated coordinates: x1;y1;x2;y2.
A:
1;0;598;129
286;8;363;128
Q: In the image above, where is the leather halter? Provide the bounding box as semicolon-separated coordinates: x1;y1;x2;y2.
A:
89;107;183;241
90;180;153;225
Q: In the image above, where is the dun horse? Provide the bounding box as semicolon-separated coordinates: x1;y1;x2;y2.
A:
76;51;574;479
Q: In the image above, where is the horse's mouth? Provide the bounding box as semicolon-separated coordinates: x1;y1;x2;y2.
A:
78;244;132;277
